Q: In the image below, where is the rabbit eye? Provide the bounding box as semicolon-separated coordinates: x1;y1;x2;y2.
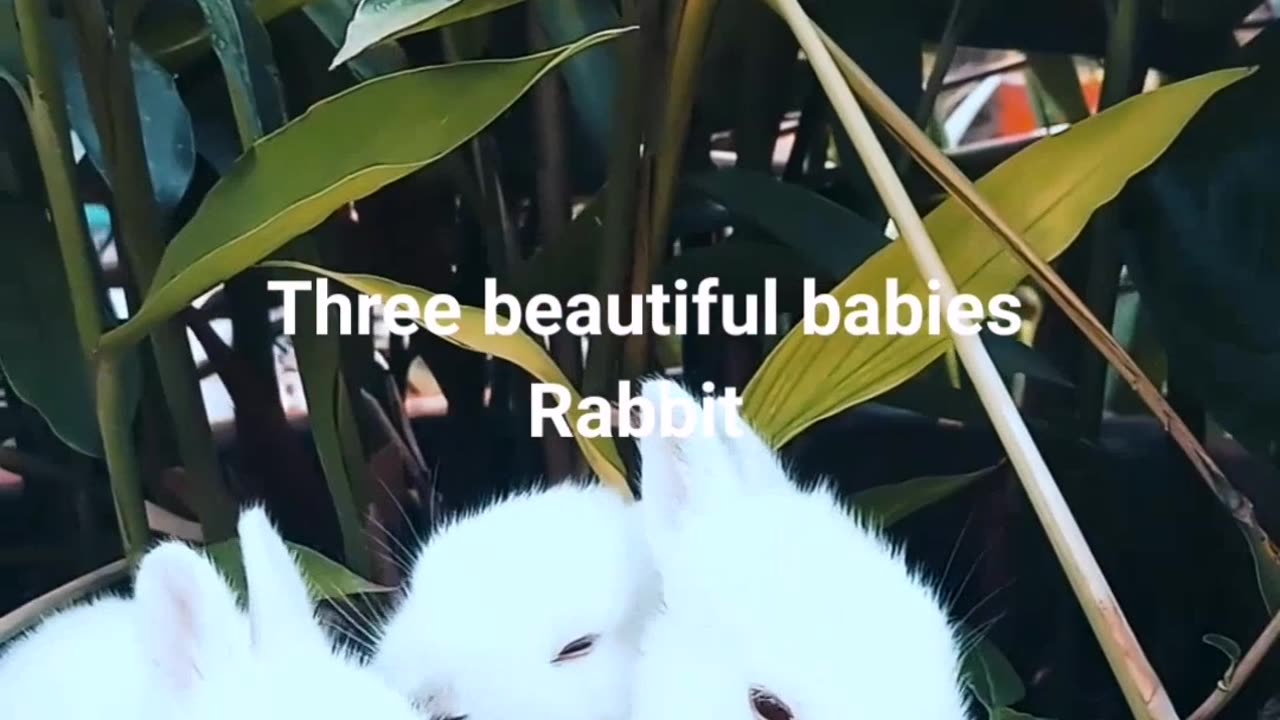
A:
749;687;793;720
553;634;598;662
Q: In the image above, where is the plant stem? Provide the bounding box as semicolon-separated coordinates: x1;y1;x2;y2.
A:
13;0;104;374
1075;0;1145;436
66;0;237;541
528;11;582;478
95;352;150;557
1189;609;1280;720
583;5;649;400
15;0;149;557
896;0;984;173
764;1;1176;717
649;0;718;262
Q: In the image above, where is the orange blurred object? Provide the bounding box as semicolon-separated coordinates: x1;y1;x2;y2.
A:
994;71;1101;137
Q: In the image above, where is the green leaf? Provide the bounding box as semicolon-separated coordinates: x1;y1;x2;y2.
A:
962;635;1027;711
0;0;22;81
851;461;1002;528
98;27;631;354
657;239;825;318
331;0;527;69
304;0;410;81
983;333;1073;389
259;262;630;492
0;199;137;456
1242;524;1280;615
742;67;1253;449
134;0;311;71
192;0;288;145
52;20;196;214
1202;632;1242;682
204;537;391;601
685;168;889;277
528;0;623;160
292;298;375;576
1116;62;1280;458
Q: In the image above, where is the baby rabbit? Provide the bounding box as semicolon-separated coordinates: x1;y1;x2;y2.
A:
179;506;429;720
370;479;661;720
0;506;424;720
630;378;975;720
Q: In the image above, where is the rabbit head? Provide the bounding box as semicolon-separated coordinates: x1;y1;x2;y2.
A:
370;479;661;720
136;506;422;720
631;378;974;720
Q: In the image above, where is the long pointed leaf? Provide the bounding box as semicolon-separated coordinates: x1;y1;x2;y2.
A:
331;0;526;69
98;27;631;353
743;68;1251;449
259;261;630;493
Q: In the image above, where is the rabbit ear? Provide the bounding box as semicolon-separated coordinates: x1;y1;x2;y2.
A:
717;395;793;491
637;378;743;538
236;505;329;654
133;542;247;694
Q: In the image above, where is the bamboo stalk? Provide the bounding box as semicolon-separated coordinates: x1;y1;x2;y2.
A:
649;0;719;263
0;559;130;645
764;1;1176;717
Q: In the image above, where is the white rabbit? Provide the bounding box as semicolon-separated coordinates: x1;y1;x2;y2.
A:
630;378;975;720
0;530;250;719
177;506;428;720
370;478;662;720
0;506;424;720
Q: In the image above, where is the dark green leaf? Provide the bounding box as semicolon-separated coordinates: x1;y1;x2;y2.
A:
983;332;1073;389
134;0;310;71
292;291;373;577
528;0;622;159
192;0;288;144
52;20;196;214
657;239;822;318
851;461;1001;527
204;536;392;600
962;635;1027;711
1118;62;1280;458
686;168;888;276
1242;524;1280;615
0;199;136;456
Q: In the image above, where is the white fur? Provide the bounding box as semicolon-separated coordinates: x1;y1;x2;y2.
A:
631;378;974;720
0;506;422;720
371;480;661;720
0;596;152;719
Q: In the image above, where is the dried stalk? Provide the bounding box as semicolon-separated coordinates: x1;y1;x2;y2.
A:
1188;610;1280;720
764;0;1176;717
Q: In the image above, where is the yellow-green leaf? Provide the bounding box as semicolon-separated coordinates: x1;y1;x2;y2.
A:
331;0;527;69
259;261;631;494
97;27;631;354
743;67;1253;449
204;537;392;601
